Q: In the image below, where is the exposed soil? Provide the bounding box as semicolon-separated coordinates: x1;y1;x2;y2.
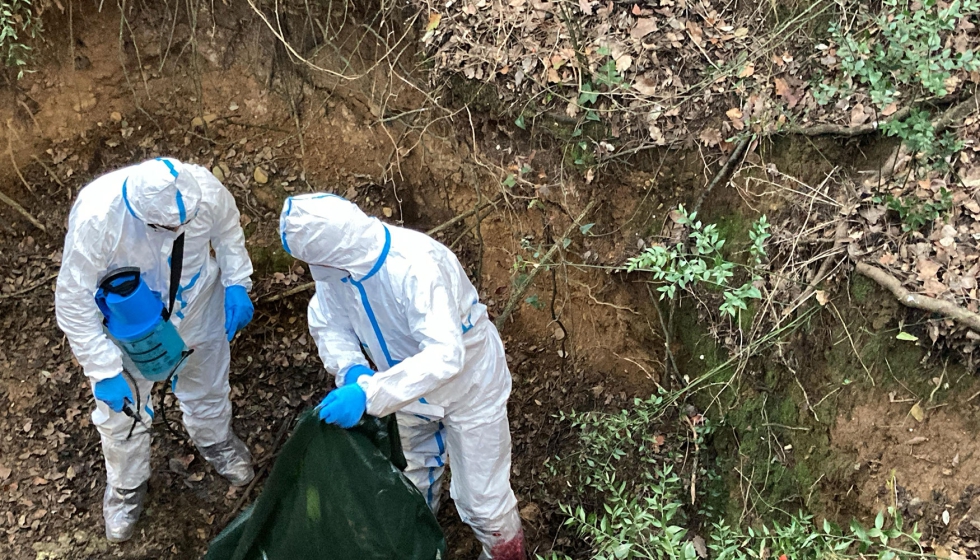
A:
4;2;980;560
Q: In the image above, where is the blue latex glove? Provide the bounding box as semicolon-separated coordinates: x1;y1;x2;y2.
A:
94;373;134;413
317;384;367;428
343;364;375;386
224;285;254;341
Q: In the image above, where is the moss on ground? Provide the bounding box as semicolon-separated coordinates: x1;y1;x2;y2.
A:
249;244;295;275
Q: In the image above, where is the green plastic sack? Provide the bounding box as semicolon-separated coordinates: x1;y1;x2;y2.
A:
206;411;446;560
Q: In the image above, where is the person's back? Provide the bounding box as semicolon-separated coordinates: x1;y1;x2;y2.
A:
281;194;526;559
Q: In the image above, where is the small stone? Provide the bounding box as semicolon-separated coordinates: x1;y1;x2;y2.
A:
211;166;226;182
382;207;393;218
253;167;269;184
203;113;218;124
191;116;205;129
110;111;122;122
229;102;239;111
72;93;97;113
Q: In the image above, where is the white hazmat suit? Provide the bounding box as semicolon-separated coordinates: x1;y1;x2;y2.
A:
280;194;526;560
55;158;254;540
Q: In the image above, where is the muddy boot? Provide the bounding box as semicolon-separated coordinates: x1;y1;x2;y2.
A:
198;433;254;486
103;482;147;543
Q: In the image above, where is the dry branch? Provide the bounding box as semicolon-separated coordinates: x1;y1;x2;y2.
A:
854;261;980;333
876;89;980;180
934;89;979;133
427;194;503;236
693;136;752;215
0;190;46;232
795;221;849;306
786;106;913;137
221;411;297;527
494;199;597;330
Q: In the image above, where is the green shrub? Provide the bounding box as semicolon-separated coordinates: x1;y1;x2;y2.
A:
625;206;770;318
541;396;929;560
1;0;40;79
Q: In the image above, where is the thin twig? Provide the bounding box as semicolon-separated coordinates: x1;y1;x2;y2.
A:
0;190;46;232
428;194;503;236
258;282;315;304
693;136;752;215
495;199;597;330
784;106;913;137
6;123;34;195
649;285;682;387
0;273;58;300
30;155;65;188
828;301;874;385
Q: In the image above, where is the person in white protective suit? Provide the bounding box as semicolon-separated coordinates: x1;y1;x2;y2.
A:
55;157;256;543
279;194;527;560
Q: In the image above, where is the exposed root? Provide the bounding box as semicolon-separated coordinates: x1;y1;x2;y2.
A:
853;261;980;333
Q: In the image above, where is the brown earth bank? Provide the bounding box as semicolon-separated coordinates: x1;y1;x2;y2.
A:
2;1;980;560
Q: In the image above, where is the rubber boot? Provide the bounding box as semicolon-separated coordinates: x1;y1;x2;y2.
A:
198;433;254;486
103;482;148;543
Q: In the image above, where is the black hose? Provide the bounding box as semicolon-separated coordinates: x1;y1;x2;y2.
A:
122;369;141;440
158;349;195;443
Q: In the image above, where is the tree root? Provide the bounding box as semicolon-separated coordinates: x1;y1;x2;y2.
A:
494;199;597;330
853;261;980;333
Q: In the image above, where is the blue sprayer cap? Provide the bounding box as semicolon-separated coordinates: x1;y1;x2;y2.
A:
98;268;165;341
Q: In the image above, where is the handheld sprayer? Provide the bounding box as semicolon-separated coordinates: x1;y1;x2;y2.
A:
96;267;193;433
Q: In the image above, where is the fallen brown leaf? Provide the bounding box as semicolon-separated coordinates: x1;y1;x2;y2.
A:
910;402;924;422
917;259;942;281
699;127;722;147
631;18;658;40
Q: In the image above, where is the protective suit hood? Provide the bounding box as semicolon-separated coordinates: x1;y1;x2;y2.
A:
279;194;387;279
125;158;202;228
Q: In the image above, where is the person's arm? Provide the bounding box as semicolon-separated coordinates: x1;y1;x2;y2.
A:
308;286;371;385
55;211;123;381
359;267;464;418
204;170;253;290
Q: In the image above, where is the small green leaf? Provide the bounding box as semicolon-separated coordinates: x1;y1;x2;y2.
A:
896;331;918;342
515;115;526;130
580;223;595;235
